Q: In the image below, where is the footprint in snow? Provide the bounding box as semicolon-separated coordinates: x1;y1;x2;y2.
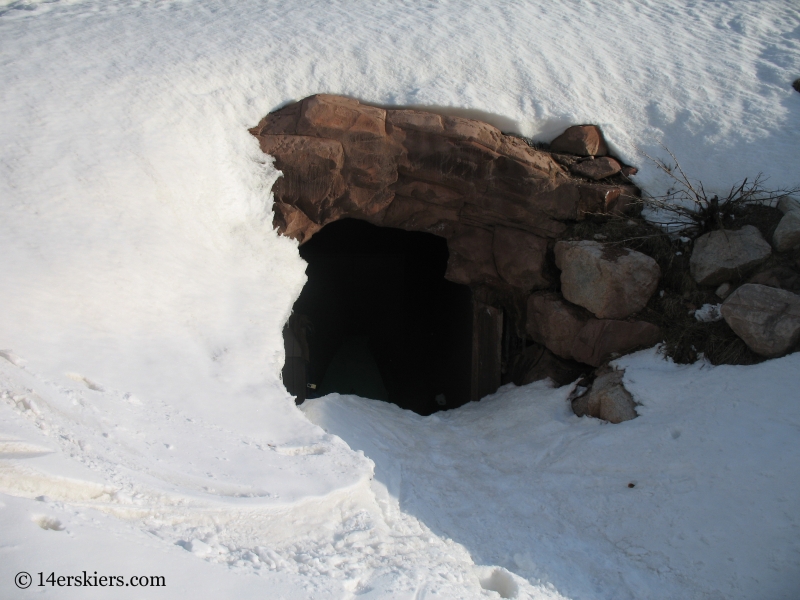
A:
65;373;104;392
0;349;25;367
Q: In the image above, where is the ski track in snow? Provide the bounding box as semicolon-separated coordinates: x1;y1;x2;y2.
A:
0;1;799;598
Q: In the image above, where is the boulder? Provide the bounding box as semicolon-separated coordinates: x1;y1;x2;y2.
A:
572;370;637;423
721;284;800;357
773;210;800;252
526;292;661;367
689;226;772;286
526;292;586;359
549;125;609;157
492;227;549;290
778;196;800;214
572;319;662;367
554;240;661;319
569;157;622;180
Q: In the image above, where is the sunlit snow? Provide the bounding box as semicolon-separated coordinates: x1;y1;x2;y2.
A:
1;1;798;598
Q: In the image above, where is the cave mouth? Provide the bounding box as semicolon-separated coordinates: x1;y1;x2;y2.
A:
283;218;474;415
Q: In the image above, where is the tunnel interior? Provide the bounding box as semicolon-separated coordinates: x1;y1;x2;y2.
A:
285;218;474;415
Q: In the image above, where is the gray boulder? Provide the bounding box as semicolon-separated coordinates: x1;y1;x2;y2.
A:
689;226;772;286
773;211;800;253
572;370;637;423
721;283;800;357
778;196;800;214
555;240;661;319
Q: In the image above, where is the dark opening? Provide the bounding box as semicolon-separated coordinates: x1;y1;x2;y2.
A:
285;218;473;415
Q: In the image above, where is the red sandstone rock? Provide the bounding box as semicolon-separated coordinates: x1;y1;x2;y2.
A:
492;226;549;291
571;319;661;367
526;292;661;367
549;125;609;157
257;134;346;224
252;96;632;247
526;292;586;358
443;225;499;286
569;156;622;180
379;197;460;234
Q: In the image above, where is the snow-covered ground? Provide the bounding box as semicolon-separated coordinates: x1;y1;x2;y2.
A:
1;1;798;598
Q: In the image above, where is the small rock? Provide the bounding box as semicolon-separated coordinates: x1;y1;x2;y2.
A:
572;369;637;423
715;282;733;299
773;210;800;252
778;196;800;214
721;283;800;357
793;79;800;94
549;125;609;157
569;157;622;180
555;240;661;319
689;226;772;286
621;165;638;177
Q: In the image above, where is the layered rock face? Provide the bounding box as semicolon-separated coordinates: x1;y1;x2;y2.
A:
250;95;638;289
253;95;665;421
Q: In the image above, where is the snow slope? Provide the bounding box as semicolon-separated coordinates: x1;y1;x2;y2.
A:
1;0;799;598
305;349;800;599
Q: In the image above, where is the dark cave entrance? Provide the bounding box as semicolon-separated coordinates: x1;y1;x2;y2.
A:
283;218;488;415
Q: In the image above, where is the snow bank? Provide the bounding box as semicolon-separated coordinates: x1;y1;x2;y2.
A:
305;349;800;599
1;0;798;597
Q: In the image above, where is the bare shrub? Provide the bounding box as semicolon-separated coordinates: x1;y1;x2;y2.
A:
639;146;799;238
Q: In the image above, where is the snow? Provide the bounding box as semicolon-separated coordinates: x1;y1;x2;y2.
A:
304;349;800;599
0;1;798;598
694;303;723;322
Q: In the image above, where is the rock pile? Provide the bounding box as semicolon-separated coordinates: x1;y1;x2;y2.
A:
252;95;800;424
685;197;800;361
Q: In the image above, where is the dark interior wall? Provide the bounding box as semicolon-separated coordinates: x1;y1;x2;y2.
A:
290;219;473;415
